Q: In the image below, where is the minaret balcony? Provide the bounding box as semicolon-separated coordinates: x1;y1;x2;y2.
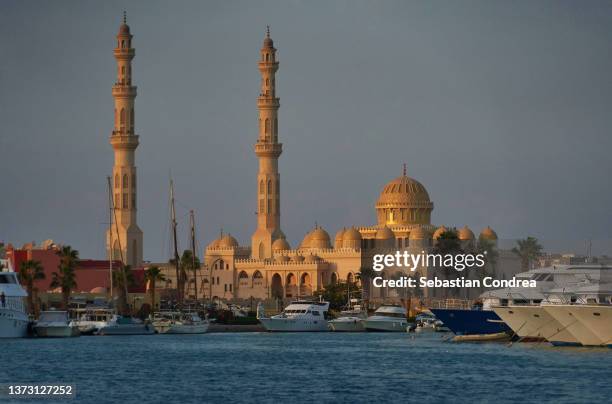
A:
113;48;135;58
110;133;139;149
257;97;280;108
254;142;282;157
112;85;137;97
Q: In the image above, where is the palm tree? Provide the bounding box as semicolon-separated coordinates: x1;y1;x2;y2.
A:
356;266;375;309
180;249;200;299
50;245;79;309
512;237;543;271
144;266;166;311
18;260;45;315
112;264;135;315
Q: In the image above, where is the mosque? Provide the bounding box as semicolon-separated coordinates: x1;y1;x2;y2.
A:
105;18;520;305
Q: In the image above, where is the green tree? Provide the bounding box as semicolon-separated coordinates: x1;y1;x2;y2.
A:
144;266;166;311
50;246;79;309
313;281;361;311
512;237;543;270
18;260;45;315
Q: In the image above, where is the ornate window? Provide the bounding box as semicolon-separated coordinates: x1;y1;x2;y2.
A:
122;174;128;189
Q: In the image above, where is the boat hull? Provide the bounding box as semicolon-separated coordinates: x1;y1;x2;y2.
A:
492;306;571;344
259;317;328;332
329;318;365;332
156;323;209;334
0;314;29;338
430;308;510;335
567;305;612;347
543;306;605;346
98;324;155;335
363;318;408;332
34;326;80;338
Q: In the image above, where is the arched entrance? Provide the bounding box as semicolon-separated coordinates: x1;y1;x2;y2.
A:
286;273;297;297
300;273;312;296
330;272;338;285
271;273;283;299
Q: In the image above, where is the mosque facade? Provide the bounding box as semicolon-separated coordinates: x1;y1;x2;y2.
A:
106;19;520;304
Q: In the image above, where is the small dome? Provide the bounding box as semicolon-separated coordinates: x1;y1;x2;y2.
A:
207;238;221;249
334;228;346;248
272;238;291;252
90;286;106;294
375;226;395;240
432;226;448;240
118;23;130;35
479;226;498;241
342;227;362;249
218;234;239;248
458;226;475;241
300;232;312;248
308;227;331;249
409;227;431;240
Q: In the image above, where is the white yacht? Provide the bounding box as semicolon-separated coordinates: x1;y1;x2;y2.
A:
34;310;80;338
152;311;209;334
557;305;612;347
0;261;29;338
329;300;367;332
72;308;114;335
492;265;612;346
258;300;330;332
363;304;408;332
97;315;155;335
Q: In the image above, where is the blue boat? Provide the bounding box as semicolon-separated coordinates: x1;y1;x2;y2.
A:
430;308;510;335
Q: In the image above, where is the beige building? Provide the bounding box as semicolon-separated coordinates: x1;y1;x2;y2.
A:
109;23;520;304
195;29;520;304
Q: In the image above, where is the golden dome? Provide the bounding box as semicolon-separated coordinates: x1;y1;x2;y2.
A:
375;172;434;226
432;226;448;240
342;227;362;249
375;226;395;240
218;234;239;248
479;226;498;241
409;227;431;240
303;226;331;249
207;238;221;249
458;226;475;241
334;228;346;249
272;238;291;252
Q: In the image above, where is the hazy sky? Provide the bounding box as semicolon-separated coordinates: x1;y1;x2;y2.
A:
1;0;612;261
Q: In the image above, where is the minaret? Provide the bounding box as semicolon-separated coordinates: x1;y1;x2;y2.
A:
251;27;284;259
107;12;143;267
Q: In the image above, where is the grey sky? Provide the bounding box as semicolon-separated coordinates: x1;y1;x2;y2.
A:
1;0;612;261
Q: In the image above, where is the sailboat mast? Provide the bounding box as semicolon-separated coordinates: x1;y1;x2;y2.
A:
106;176;114;301
190;210;198;302
170;179;181;304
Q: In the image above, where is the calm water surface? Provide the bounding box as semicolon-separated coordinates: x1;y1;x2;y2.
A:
1;332;610;403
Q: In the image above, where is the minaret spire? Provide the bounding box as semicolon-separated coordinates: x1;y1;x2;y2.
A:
251;28;283;259
123;10;127;24
106;15;143;268
403;163;407;176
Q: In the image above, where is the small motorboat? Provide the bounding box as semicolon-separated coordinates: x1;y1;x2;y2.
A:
153;312;210;334
364;304;409;332
97;315;155;335
34;310;80;338
257;300;330;332
329;299;367;332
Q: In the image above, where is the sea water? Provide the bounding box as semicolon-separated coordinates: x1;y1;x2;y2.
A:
0;333;610;403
